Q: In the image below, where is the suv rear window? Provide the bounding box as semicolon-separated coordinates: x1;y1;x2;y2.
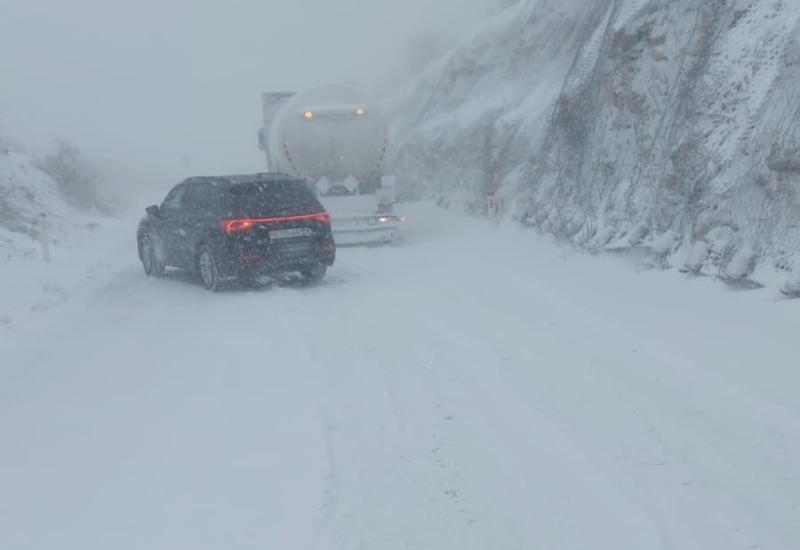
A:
185;182;228;214
230;180;323;217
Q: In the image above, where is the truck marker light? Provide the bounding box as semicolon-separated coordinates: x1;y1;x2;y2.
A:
375;216;406;224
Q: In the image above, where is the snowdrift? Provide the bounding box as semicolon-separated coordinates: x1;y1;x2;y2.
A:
387;0;800;288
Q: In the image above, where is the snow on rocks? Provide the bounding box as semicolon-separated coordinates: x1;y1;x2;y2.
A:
781;255;800;296
684;241;710;274
724;245;758;281
387;0;800;291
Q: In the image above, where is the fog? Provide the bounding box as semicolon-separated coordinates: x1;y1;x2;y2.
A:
0;0;497;184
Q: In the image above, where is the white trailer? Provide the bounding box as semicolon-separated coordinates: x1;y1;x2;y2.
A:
258;84;404;245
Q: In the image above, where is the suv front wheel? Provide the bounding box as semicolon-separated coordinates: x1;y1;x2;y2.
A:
140;234;165;277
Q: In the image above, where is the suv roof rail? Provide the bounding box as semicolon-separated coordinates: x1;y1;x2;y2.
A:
252;172;297;180
183;172;299;185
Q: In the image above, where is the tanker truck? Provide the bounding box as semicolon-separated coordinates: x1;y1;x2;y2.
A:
258;84;404;245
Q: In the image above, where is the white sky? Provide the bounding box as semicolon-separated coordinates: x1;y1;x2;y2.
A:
0;0;495;181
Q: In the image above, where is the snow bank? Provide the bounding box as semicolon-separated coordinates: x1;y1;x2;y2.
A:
387;0;800;289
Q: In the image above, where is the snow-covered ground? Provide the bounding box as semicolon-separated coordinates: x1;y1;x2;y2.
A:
1;202;798;550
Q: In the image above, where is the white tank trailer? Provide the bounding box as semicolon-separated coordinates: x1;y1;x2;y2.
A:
258;84;404;245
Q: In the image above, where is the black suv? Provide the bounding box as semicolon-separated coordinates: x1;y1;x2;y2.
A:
137;174;336;290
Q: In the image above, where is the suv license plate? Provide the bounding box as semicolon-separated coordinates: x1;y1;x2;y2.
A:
270;228;313;240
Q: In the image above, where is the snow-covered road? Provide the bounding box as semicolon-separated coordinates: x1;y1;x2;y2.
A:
1;203;798;550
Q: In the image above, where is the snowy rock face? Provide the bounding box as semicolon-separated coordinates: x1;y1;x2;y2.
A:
387;0;613;210
388;0;800;283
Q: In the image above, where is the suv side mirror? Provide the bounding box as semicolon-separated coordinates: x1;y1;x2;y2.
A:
145;205;161;218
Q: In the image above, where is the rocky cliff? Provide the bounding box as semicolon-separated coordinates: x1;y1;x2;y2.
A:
388;0;800;288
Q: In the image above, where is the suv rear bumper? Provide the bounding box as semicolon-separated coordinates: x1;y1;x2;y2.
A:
218;239;335;277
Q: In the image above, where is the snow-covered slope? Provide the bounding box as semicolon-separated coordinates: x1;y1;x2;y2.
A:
388;0;800;288
0;148;114;328
0;149;90;261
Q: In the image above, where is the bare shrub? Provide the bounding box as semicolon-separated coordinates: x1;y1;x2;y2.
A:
36;140;108;212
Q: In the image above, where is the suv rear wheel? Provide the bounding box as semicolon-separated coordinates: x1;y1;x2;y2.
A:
197;246;221;291
299;264;327;285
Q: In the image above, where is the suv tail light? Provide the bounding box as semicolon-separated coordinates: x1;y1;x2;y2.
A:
220;219;256;233
219;212;331;234
310;212;332;225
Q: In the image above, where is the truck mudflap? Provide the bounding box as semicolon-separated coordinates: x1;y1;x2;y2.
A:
320;194;405;246
331;213;405;246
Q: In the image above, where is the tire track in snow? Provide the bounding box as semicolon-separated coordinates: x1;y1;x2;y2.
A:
3;202;798;550
408;225;800;550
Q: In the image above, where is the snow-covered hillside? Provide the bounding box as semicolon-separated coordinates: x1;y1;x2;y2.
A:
387;0;800;289
0;149;86;261
0;148;113;328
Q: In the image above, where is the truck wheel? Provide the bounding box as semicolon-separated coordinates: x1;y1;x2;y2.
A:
140;234;165;277
299;264;327;285
197;246;221;291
